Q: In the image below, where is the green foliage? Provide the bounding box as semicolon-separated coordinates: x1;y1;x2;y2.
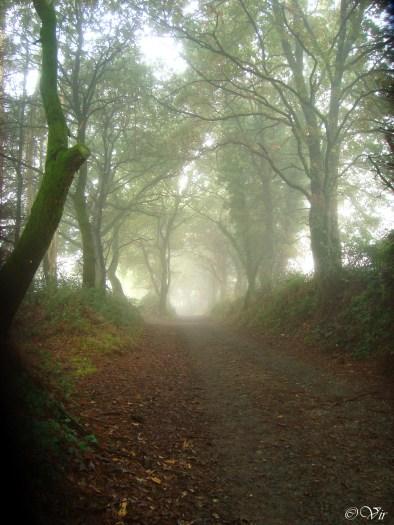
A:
139;292;177;317
210;297;244;320
244;274;317;330
27;278;142;331
33;347;74;398
10;279;144;492
220;233;394;357
325;232;394;356
16;370;97;471
15;280;144;392
365;231;394;295
69;354;97;377
311;269;392;357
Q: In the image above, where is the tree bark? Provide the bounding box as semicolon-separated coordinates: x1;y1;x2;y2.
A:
43;231;57;285
0;0;89;334
157;200;180;315
309;181;342;287
142;244;160;298
68;4;97;288
243;265;258;310
91;127;114;290
158;245;170;315
25;104;38;213
108;227;126;298
72;125;96;288
259;163;275;290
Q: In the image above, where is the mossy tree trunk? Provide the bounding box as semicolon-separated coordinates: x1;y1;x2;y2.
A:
0;0;89;334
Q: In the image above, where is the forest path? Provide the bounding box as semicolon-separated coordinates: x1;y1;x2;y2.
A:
71;320;393;525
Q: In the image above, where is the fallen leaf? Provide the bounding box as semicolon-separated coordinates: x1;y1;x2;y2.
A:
150;476;162;485
118;498;128;518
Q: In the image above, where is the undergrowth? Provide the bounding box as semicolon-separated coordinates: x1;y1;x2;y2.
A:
17;279;143;379
218;232;394;357
26;278;142;331
139;292;177;318
8;279;143;498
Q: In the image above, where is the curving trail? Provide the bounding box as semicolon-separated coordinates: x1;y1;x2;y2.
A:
67;319;393;525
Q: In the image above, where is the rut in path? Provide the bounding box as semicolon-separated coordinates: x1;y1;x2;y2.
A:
73;320;393;525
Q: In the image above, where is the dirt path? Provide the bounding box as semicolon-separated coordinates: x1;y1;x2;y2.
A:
64;320;393;525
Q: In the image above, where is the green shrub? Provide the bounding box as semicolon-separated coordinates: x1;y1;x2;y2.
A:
210;296;244;320
138;292;176;317
17;280;144;392
16;371;97;465
217;233;394;357
24;279;142;332
248;273;317;331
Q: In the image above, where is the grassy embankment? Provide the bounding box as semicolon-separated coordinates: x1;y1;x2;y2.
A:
214;233;394;358
2;281;143;518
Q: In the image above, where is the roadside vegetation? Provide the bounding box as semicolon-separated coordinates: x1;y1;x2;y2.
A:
0;0;393;521
2;283;143;521
214;232;394;359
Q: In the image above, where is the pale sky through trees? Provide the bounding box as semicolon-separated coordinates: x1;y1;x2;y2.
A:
2;0;393;316
16;20;394;287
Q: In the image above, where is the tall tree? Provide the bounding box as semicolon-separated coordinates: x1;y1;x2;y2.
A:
0;0;89;333
58;0;133;287
153;0;388;291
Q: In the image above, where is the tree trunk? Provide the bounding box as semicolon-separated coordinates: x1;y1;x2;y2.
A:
233;253;246;298
92;222;106;288
309;182;342;288
157;203;179;315
92;122;115;290
159;249;170;315
108;268;126;298
260;166;274;290
142;244;160;297
243;265;257;310
25;104;37;212
43;231;57;285
73;158;96;288
91;172;109;290
108;227;126;298
69;6;97;288
159;284;169;315
0;0;89;334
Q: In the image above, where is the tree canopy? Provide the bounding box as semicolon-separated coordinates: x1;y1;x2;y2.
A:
0;0;392;325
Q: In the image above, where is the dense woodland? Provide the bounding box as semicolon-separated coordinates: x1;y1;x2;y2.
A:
0;0;393;320
0;1;393;524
